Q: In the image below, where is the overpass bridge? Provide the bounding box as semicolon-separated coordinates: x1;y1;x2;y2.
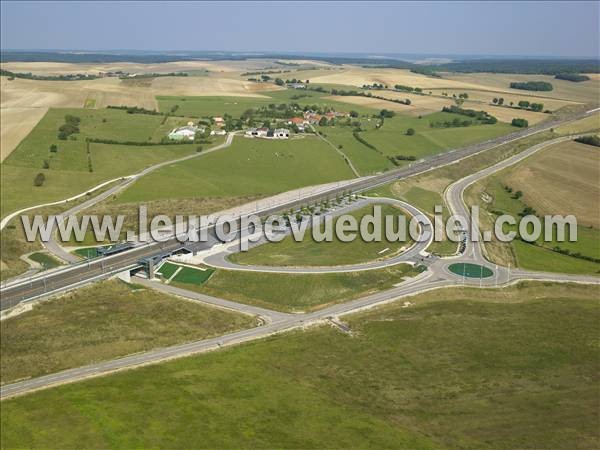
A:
1;108;594;311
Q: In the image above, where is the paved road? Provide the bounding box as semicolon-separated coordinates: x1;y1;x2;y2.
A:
0;270;446;399
2;108;593;309
0;134;237;234
203;196;433;273
43;133;237;263
2;120;600;399
443;134;581;263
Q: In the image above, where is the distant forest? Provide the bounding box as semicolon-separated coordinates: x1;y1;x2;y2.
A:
434;59;600;74
1;51;598;75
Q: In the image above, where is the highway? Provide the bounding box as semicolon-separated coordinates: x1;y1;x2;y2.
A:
2;117;599;399
1;108;593;310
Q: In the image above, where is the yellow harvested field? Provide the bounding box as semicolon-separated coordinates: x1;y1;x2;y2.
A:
0;74;279;160
555;112;600;134
463;102;550;125
0;107;48;161
583;73;600;81
307;67;509;91
2;59;280;75
149;76;278;96
502;140;600;227
442;72;600;104
0;59;336;76
326;90;549;124
370;90;452;115
425;88;579;111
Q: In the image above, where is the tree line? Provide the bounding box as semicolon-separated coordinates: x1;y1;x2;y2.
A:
58;115;81;140
510;81;553;91
554;73;590;82
1;69;99;81
441;105;498;124
574;135;600;147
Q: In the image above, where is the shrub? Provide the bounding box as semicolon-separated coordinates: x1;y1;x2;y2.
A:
574;135;600;147
33;172;45;187
511;118;529;128
555;73;590;82
509;81;553;91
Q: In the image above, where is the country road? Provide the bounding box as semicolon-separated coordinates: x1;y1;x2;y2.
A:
2;107;594;310
202;196;434;273
0;133;236;234
2;118;599;399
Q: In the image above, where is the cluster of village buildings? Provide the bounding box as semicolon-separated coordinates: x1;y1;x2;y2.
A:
244;127;290;139
169;110;349;141
168;117;227;141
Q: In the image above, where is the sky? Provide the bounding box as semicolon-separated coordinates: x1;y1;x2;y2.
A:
1;1;598;58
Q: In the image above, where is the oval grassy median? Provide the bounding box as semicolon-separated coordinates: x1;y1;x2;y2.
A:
449;263;493;278
229;204;414;267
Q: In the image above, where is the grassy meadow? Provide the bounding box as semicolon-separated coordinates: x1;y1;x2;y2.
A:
0;108;205;217
158;262;215;285
2;282;598;449
0;280;257;384
466;139;600;273
157;89;378;118
173;264;418;312
358;112;514;159
115;136;355;204
318;111;514;175
230;203;414;267
27;251;61;269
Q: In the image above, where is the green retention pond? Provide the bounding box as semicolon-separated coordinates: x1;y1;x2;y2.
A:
448;263;494;278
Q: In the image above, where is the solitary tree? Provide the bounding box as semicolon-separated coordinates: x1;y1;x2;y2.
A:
406;128;415;136
34;172;45;187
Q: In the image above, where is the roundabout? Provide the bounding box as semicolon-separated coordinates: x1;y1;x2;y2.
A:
448;263;494;278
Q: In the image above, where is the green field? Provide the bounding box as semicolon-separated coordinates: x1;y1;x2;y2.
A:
0;280;256;384
157;261;179;278
27;252;61;269
115;136;355;204
157;89;378;118
468;167;600;274
513;240;600;274
72;245;109;259
2;282;597;449
0;108;207;217
448;263;493;278
159;262;215;284
318;126;394;174
177;264;417;312
318;111;514;175
357;112;514;160
173;265;215;284
230;203;413;267
367;185;458;256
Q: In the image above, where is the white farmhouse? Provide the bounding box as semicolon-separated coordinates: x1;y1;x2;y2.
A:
274;128;290;139
245;127;268;137
168;122;202;141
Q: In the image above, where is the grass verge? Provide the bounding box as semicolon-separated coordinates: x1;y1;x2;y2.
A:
1;282;597;449
0;280;257;384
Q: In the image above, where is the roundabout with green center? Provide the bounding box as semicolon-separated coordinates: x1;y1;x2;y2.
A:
448;263;494;278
